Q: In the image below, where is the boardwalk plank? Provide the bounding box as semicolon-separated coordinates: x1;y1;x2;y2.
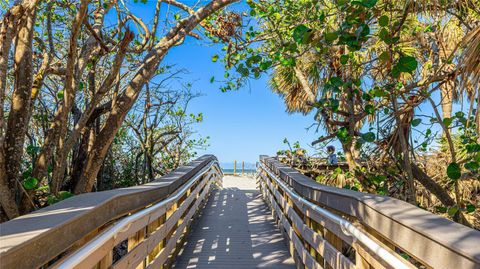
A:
173;176;295;269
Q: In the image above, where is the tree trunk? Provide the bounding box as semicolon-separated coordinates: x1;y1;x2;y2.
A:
4;4;37;199
410;162;471;227
32;5;109;184
0;152;19;219
476;90;480;142
73;0;239;194
0;5;23;220
341;142;356;171
440;86;453;120
49;0;89;196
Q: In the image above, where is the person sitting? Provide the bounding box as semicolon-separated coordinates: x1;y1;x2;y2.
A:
326;146;338;165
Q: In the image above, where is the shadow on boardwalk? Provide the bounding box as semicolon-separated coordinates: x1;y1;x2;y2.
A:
173;176;295;269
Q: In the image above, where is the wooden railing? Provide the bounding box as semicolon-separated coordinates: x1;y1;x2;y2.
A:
0;155;222;269
2;154;479;269
257;156;480;269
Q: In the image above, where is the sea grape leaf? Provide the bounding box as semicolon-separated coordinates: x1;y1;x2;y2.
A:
364;104;375;114
23;177;38;190
447;206;459;217
361;132;376;142
379;15;389;27
293;24;313;44
211;54;219;62
411;118;421;127
464;161;479;171
392;56;418;77
361;0;377;8
446;162;461;181
325;32;339;42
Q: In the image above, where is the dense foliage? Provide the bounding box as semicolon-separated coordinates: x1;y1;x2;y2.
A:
0;0;238;221
216;0;480;227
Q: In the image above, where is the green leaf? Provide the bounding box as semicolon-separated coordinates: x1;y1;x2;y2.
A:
259;61;272;71
354;78;361;87
211;54;219;62
466;143;480;153
364;104;375;114
236;64;249;77
57;90;64;99
325;32;338;42
425;128;432;137
47;195;58;205
435;206;447;213
174;13;181;20
292;24;313;44
340;55;349;65
361;93;372;101
446;162;461;181
329;99;340;111
411;118;422;127
47;191;74;205
361;132;376;142
280;57;295;66
392;56;418;77
210;76;215;83
379;51;390;62
447;206;459;217
466;204;475;213
378;28;389;42
78;81;84;90
330;77;343;87
58;191;74;200
464;161;479;171
378;15;389;27
23;177;38;190
361;0;377;8
337;127;351;143
443;117;453;127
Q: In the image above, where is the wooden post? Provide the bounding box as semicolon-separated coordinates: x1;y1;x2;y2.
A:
242;161;244;176
98;250;113;269
128;228;146;269
355;249;371;269
234;160;237;176
324;229;343;269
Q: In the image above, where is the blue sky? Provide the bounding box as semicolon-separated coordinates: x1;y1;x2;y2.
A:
118;1;326;164
163;42;321;163
118;1;453;164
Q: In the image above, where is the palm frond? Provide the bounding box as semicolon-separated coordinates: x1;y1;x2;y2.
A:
460;26;480;91
269;53;320;114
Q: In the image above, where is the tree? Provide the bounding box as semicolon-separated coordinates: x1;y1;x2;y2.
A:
219;0;479;225
0;0;239;219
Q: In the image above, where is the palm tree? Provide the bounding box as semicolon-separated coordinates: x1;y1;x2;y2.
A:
269;52;321;114
460;26;480;138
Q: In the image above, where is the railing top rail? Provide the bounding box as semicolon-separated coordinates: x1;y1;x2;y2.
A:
260;155;480;269
0;154;218;269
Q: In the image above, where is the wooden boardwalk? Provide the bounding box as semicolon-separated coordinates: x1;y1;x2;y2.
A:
173;176;295;269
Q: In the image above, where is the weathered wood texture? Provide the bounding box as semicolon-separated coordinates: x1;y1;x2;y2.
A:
259;171;355;269
260;156;480;269
0;155;218;269
173;176;295;269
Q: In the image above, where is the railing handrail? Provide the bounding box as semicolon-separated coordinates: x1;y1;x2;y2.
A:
0;154;219;269
258;161;412;269
55;160;220;268
260;155;480;269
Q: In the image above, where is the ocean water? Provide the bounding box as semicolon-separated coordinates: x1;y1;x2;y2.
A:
222;168;257;175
